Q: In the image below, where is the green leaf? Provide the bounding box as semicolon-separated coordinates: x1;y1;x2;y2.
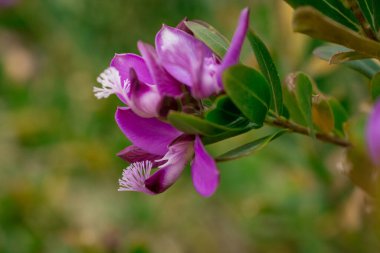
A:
223;65;271;128
357;0;376;32
176;95;255;144
283;0;359;31
247;29;283;115
294;74;314;132
185;20;229;58
329;51;372;64
201;129;251;145
312;98;334;134
205;95;251;129
313;44;380;78
371;72;380;101
346;60;380;78
284;72;314;132
293;7;380;60
167;111;242;137
215;131;286;161
327;98;348;137
281;105;290;119
374;0;380;33
283;89;306;125
314;44;372;63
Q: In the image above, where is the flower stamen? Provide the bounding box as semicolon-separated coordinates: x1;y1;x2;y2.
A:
94;67;129;101
118;161;154;194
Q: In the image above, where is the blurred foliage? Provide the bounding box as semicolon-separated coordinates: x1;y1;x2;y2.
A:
0;0;379;252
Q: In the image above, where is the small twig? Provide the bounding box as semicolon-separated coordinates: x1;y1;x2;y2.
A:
345;0;379;41
265;117;352;148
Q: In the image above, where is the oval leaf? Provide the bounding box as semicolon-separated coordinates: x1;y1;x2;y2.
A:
201;128;251;145
284;72;314;133
247;29;283;115
205;95;251;129
371;72;380;101
357;0;377;33
223;65;271;128
293;7;380;60
313;44;380;78
215;130;287;161
374;0;380;33
329;51;372;64
167;111;242;137
312;98;334;134
327;98;348;137
185;20;229;58
284;0;359;31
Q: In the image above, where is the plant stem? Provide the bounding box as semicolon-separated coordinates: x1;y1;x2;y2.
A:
345;0;379;41
265;117;352;148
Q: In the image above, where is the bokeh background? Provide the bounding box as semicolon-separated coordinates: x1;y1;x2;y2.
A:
0;0;379;252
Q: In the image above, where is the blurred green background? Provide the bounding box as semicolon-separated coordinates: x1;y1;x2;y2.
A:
0;0;379;252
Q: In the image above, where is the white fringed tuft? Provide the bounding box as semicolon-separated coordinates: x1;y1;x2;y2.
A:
93;67;129;100
118;161;154;194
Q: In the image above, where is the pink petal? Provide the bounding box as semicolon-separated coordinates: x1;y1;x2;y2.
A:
367;100;380;165
127;68;162;118
117;146;164;167
191;136;220;197
217;8;250;86
145;139;194;193
115;107;182;155
155;25;212;87
137;41;182;97
110;53;153;84
191;56;221;98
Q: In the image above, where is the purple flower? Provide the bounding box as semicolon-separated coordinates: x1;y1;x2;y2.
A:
94;53;165;118
366;100;380;165
94;8;249;110
116;108;220;197
155;8;250;98
93;8;250;197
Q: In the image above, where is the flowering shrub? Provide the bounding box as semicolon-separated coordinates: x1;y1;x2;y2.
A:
95;2;380;198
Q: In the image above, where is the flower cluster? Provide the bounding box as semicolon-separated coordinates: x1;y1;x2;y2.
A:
94;8;249;197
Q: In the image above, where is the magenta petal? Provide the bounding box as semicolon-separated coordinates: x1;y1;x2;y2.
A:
191;56;221;98
110;53;153;84
366;100;380;165
115;107;182;155
145;167;183;194
217;8;250;86
145;140;193;193
191;136;220;197
137;41;182;97
155;25;212;87
127;68;162;118
117;146;164;167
